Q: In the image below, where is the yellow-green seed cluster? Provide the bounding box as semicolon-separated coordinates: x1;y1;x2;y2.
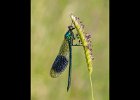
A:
70;14;94;75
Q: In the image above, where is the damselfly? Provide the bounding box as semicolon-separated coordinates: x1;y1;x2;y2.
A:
50;25;82;91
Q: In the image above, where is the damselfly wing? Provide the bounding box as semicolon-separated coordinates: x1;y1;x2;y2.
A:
50;26;75;78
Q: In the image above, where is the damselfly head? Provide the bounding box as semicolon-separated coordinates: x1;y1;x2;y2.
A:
68;25;75;31
64;25;75;40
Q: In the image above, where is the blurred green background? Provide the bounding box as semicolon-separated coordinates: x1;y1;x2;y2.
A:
31;0;109;100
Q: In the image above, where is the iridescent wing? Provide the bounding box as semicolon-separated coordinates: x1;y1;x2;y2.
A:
50;39;69;78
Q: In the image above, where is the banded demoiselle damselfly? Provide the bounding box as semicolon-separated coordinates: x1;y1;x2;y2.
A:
50;25;82;91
